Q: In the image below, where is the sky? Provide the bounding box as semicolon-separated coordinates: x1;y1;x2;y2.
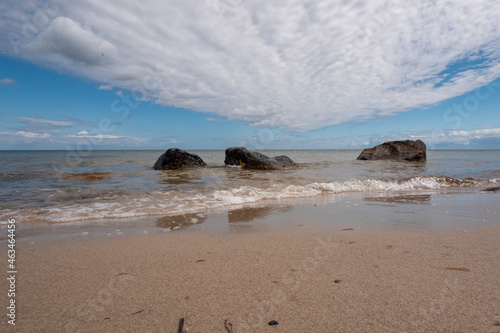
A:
1;0;500;150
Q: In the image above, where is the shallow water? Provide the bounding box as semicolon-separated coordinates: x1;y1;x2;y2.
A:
0;150;499;225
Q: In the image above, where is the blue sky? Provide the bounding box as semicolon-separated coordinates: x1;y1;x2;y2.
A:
1;0;500;150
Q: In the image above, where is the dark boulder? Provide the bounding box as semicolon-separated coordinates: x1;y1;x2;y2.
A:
481;186;500;192
224;147;298;170
153;148;206;170
357;140;426;162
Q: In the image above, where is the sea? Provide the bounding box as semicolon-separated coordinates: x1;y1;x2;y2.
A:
1;150;499;231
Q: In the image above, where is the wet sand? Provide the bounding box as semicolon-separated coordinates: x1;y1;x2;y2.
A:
2;224;500;332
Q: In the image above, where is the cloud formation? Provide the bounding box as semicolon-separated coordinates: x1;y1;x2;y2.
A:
0;113;74;126
2;0;500;131
98;84;113;90
413;128;500;146
0;78;14;85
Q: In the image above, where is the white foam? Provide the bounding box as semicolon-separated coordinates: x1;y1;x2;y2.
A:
2;176;498;224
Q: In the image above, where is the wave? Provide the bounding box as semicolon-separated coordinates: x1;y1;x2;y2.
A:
1;176;498;224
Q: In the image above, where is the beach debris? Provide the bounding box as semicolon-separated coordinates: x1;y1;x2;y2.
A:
142;231;148;234
224;147;298;170
224;319;234;332
268;320;279;326
196;259;205;263
153;148;206;170
356;139;426;162
116;232;123;236
178;318;185;333
341;228;354;231
445;267;471;272
334;279;342;283
131;309;144;316
385;245;393;249
82;232;89;236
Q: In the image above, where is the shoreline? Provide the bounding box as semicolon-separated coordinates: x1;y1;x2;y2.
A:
3;189;498;245
1;224;499;332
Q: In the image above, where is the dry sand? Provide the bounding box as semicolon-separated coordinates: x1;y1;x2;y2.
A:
2;226;500;332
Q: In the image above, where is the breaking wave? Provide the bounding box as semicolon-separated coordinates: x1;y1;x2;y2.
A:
1;176;498;224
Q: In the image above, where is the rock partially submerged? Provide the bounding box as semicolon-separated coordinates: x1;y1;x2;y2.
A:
153;148;206;170
481;186;500;192
224;147;298;170
357;140;426;162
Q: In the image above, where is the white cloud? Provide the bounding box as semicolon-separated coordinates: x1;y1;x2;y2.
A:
409;128;500;145
15;131;50;138
0;78;14;85
70;131;120;139
69;131;151;143
0;113;74;126
2;0;500;131
98;84;113;90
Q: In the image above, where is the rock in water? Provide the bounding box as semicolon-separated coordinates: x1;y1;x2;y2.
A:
356;140;426;162
481;186;500;192
153;148;207;170
224;147;298;170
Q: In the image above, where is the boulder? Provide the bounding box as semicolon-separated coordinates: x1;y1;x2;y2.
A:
481;186;500;192
224;147;298;170
356;140;426;162
153;148;206;170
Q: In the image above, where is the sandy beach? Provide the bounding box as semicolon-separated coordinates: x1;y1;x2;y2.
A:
2;222;499;332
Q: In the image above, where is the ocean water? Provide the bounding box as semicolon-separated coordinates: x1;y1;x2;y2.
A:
0;150;499;225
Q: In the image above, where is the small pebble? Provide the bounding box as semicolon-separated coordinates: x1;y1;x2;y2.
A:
443;211;448;214
163;228;171;232
142;231;148;234
116;232;123;236
268;320;279;326
172;226;180;230
82;232;89;236
334;279;342;283
481;219;486;223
